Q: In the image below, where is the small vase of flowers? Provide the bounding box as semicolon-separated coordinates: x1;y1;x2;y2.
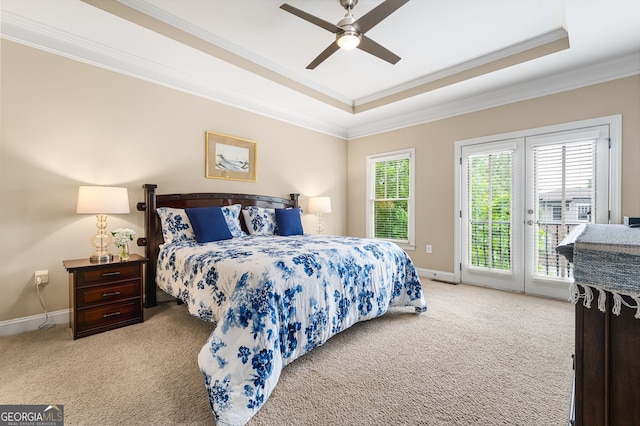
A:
111;228;136;261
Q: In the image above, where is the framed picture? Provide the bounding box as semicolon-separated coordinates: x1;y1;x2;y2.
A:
205;131;257;182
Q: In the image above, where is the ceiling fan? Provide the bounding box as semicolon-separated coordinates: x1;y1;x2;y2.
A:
280;0;409;69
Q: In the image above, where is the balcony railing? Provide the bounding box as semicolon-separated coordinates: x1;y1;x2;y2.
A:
470;221;579;279
538;222;578;279
470;221;511;271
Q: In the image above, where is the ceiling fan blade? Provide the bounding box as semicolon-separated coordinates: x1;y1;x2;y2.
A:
280;3;340;33
357;35;401;65
306;42;341;69
352;0;409;34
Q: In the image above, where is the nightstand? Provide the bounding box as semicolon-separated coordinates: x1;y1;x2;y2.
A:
63;254;146;339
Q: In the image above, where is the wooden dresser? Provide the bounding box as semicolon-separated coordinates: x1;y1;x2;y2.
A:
574;293;640;425
64;254;146;339
558;224;640;425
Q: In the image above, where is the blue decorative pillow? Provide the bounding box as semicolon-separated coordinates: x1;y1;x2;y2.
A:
275;208;304;236
185;206;233;243
221;204;246;238
156;207;195;244
242;206;278;235
157;205;245;243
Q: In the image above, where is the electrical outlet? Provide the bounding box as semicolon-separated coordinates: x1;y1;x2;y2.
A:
426;245;432;254
35;270;49;286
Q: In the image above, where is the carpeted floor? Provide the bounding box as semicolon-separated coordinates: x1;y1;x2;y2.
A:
0;280;574;425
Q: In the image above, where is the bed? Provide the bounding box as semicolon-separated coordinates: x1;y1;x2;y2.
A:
137;184;427;425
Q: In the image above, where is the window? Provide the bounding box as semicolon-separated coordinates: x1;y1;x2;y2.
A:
466;149;513;271
577;204;591;221
366;148;415;249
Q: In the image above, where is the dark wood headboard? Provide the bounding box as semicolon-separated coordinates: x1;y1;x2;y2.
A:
136;183;299;307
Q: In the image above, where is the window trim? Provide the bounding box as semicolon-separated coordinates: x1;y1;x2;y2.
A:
366;148;416;250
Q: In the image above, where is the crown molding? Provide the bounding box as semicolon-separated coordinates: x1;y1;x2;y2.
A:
354;28;570;107
2;11;638;141
81;0;353;114
347;52;640;140
119;0;353;107
1;11;349;138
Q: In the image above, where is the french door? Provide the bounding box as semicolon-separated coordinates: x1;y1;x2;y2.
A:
459;123;612;299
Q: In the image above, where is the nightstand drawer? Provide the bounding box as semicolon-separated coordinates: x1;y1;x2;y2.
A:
76;280;141;307
78;263;140;286
64;255;146;339
76;300;142;330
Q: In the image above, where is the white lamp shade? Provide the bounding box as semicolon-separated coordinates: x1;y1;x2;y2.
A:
308;196;332;214
76;186;130;214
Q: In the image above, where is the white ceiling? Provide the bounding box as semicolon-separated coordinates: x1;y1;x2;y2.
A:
2;0;639;139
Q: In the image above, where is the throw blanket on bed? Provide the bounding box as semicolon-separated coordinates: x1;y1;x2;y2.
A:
157;235;427;425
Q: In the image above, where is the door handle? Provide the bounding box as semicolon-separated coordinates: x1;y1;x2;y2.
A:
527;220;535;225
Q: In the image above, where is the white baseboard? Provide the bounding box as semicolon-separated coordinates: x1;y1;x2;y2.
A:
0;309;70;337
416;268;457;284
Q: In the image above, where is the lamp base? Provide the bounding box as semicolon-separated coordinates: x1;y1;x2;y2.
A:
316;212;325;234
90;252;114;263
89;215;114;263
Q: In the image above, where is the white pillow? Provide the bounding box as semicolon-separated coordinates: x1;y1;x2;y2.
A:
156;207;195;244
242;206;278;236
221;204;246;238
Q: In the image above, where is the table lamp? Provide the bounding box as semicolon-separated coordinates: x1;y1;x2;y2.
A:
308;196;332;234
76;186;130;262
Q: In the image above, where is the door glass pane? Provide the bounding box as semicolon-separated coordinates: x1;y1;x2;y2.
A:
534;140;595;279
467;151;513;271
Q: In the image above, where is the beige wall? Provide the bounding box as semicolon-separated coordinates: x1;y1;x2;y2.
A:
3;38;639;325
348;75;640;274
0;40;347;322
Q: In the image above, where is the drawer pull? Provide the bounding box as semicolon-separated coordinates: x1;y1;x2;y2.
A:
101;271;121;277
102;311;121;318
102;291;121;298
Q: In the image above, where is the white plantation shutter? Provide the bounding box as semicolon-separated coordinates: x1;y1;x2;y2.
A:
466;149;514;271
374;157;409;240
534;141;595;225
528;127;609;279
458;117;618;299
366;149;415;248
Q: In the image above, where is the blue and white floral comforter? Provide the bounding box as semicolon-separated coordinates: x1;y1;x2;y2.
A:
156;235;427;425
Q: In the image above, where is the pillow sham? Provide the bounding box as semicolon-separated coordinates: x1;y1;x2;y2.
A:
157;204;246;243
221;204;246;238
185;206;233;243
275;208;304;236
242;206;278;236
156;207;195;244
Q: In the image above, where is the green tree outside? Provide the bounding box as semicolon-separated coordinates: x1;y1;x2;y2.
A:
374;158;409;241
469;152;512;270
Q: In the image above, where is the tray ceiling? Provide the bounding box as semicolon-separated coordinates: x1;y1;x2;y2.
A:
2;0;639;138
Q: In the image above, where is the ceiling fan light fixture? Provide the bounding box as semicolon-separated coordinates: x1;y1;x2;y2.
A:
337;30;361;49
281;0;406;69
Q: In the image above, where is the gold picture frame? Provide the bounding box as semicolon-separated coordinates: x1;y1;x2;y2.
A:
205;131;257;182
